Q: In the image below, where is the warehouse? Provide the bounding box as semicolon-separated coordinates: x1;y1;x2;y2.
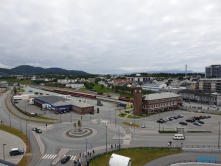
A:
33;96;94;114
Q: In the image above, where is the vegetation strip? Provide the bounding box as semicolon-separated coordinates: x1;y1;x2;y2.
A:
89;147;182;166
0;125;31;166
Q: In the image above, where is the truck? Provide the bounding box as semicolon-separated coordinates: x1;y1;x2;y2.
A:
109;153;131;166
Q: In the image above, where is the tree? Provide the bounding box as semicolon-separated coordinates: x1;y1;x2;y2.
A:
78;120;82;131
101;84;104;89
13;86;17;95
73;123;77;131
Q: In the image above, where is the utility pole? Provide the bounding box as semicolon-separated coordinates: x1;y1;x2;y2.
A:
218;122;220;149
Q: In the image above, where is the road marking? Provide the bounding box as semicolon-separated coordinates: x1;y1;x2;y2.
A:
42;154;76;160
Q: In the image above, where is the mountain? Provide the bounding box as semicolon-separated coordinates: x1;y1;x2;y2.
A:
0;65;89;75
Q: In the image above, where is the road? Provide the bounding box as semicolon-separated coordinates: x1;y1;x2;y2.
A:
0;86;221;166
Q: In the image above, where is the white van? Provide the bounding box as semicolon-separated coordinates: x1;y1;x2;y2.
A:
173;134;185;140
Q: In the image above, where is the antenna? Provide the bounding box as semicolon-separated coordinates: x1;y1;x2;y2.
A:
185;65;187;78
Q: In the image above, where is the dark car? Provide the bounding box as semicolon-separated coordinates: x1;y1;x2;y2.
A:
206;115;211;118
157;120;164;123
197;120;204;124
186;119;194;123
61;155;71;164
168;117;173;121
173;116;178;119
199;115;206;119
179;121;187;125
177;115;183;118
32;127;40;131
193;121;201;126
9;148;24;156
36;129;42;134
55;112;59;114
60;111;63;114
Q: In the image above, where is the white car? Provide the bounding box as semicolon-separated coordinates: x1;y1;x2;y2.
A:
173;134;185;140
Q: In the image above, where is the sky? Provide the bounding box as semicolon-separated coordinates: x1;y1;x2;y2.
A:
0;0;221;74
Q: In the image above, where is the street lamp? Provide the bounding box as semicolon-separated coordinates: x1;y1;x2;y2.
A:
159;110;160;131
85;138;89;166
3;144;6;160
7;94;11;127
109;110;111;123
115;109;116;127
134;114;135;132
218;122;220;149
106;125;107;154
118;125;120;149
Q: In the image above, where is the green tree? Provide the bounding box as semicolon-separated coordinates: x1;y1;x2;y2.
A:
78;120;82;131
101;84;104;89
73;123;77;131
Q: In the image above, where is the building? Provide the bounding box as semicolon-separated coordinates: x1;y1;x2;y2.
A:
205;65;221;78
142;92;182;114
127;74;150;83
33;96;94;114
178;89;221;106
133;87;143;115
198;78;221;92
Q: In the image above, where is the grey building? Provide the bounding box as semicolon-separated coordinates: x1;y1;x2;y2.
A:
205;65;221;78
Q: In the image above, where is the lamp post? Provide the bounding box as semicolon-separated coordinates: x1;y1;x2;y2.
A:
60;113;61;123
134;114;135;132
106;125;107;154
109;110;111;123
28;130;30;152
85;138;88;166
118;125;120;149
20;118;22;132
3;144;6;160
159;110;160;131
7;94;11;127
70;111;72;123
26;120;28;138
115;109;116;127
218;122;220;149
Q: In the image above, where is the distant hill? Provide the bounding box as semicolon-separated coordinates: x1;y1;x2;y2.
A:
0;65;89;75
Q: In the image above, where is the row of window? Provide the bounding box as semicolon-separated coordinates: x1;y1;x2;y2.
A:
148;98;180;104
142;102;177;109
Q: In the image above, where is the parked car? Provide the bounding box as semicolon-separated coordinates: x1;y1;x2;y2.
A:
199;115;206;119
186;119;195;123
169;117;174;120
173;134;185;140
32;127;40;131
168;117;173;121
9;148;24;156
60;111;63;114
55;112;59;115
197;120;204;124
36;129;42;134
173;116;178;119
157;120;164;123
141;124;146;128
178;115;184;118
193;121;201;126
210;105;216;108
61;155;71;164
179;121;187;125
206;115;211;118
193;116;200;120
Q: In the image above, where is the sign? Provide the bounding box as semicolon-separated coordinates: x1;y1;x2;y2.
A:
198;156;217;163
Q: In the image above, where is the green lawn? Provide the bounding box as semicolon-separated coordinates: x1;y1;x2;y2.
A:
89;148;182;166
80;84;133;98
0;78;33;85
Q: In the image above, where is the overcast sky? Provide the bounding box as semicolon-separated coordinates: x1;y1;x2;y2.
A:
0;0;221;74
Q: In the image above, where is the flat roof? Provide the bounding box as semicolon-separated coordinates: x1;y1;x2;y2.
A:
72;100;93;108
143;92;181;100
35;96;69;104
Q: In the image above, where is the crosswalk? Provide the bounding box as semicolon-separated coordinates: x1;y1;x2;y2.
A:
42;154;76;160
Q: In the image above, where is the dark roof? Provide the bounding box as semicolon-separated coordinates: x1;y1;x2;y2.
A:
34;96;69;104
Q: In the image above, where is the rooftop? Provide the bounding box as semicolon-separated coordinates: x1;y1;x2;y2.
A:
143;92;181;100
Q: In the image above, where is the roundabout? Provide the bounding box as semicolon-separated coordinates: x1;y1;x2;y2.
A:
61;126;98;140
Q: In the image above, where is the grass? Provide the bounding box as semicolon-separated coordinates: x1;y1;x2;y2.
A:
127;115;141;119
158;130;178;133
119;113;127;117
122;121;140;128
80;84;133;98
0;78;33;85
187;131;212;133
0;124;31;166
89;148;182;166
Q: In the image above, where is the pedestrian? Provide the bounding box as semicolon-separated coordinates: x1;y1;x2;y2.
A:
169;141;172;146
119;144;121;149
88;152;89;156
90;152;91;157
115;144;116;148
82;153;84;157
92;149;95;154
168;142;170;146
111;145;113;149
79;152;81;157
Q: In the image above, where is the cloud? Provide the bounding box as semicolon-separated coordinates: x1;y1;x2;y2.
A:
0;0;221;74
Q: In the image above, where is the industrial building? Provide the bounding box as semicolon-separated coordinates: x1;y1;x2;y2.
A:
33;96;94;114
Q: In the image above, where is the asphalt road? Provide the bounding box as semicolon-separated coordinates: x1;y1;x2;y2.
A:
1;86;221;166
